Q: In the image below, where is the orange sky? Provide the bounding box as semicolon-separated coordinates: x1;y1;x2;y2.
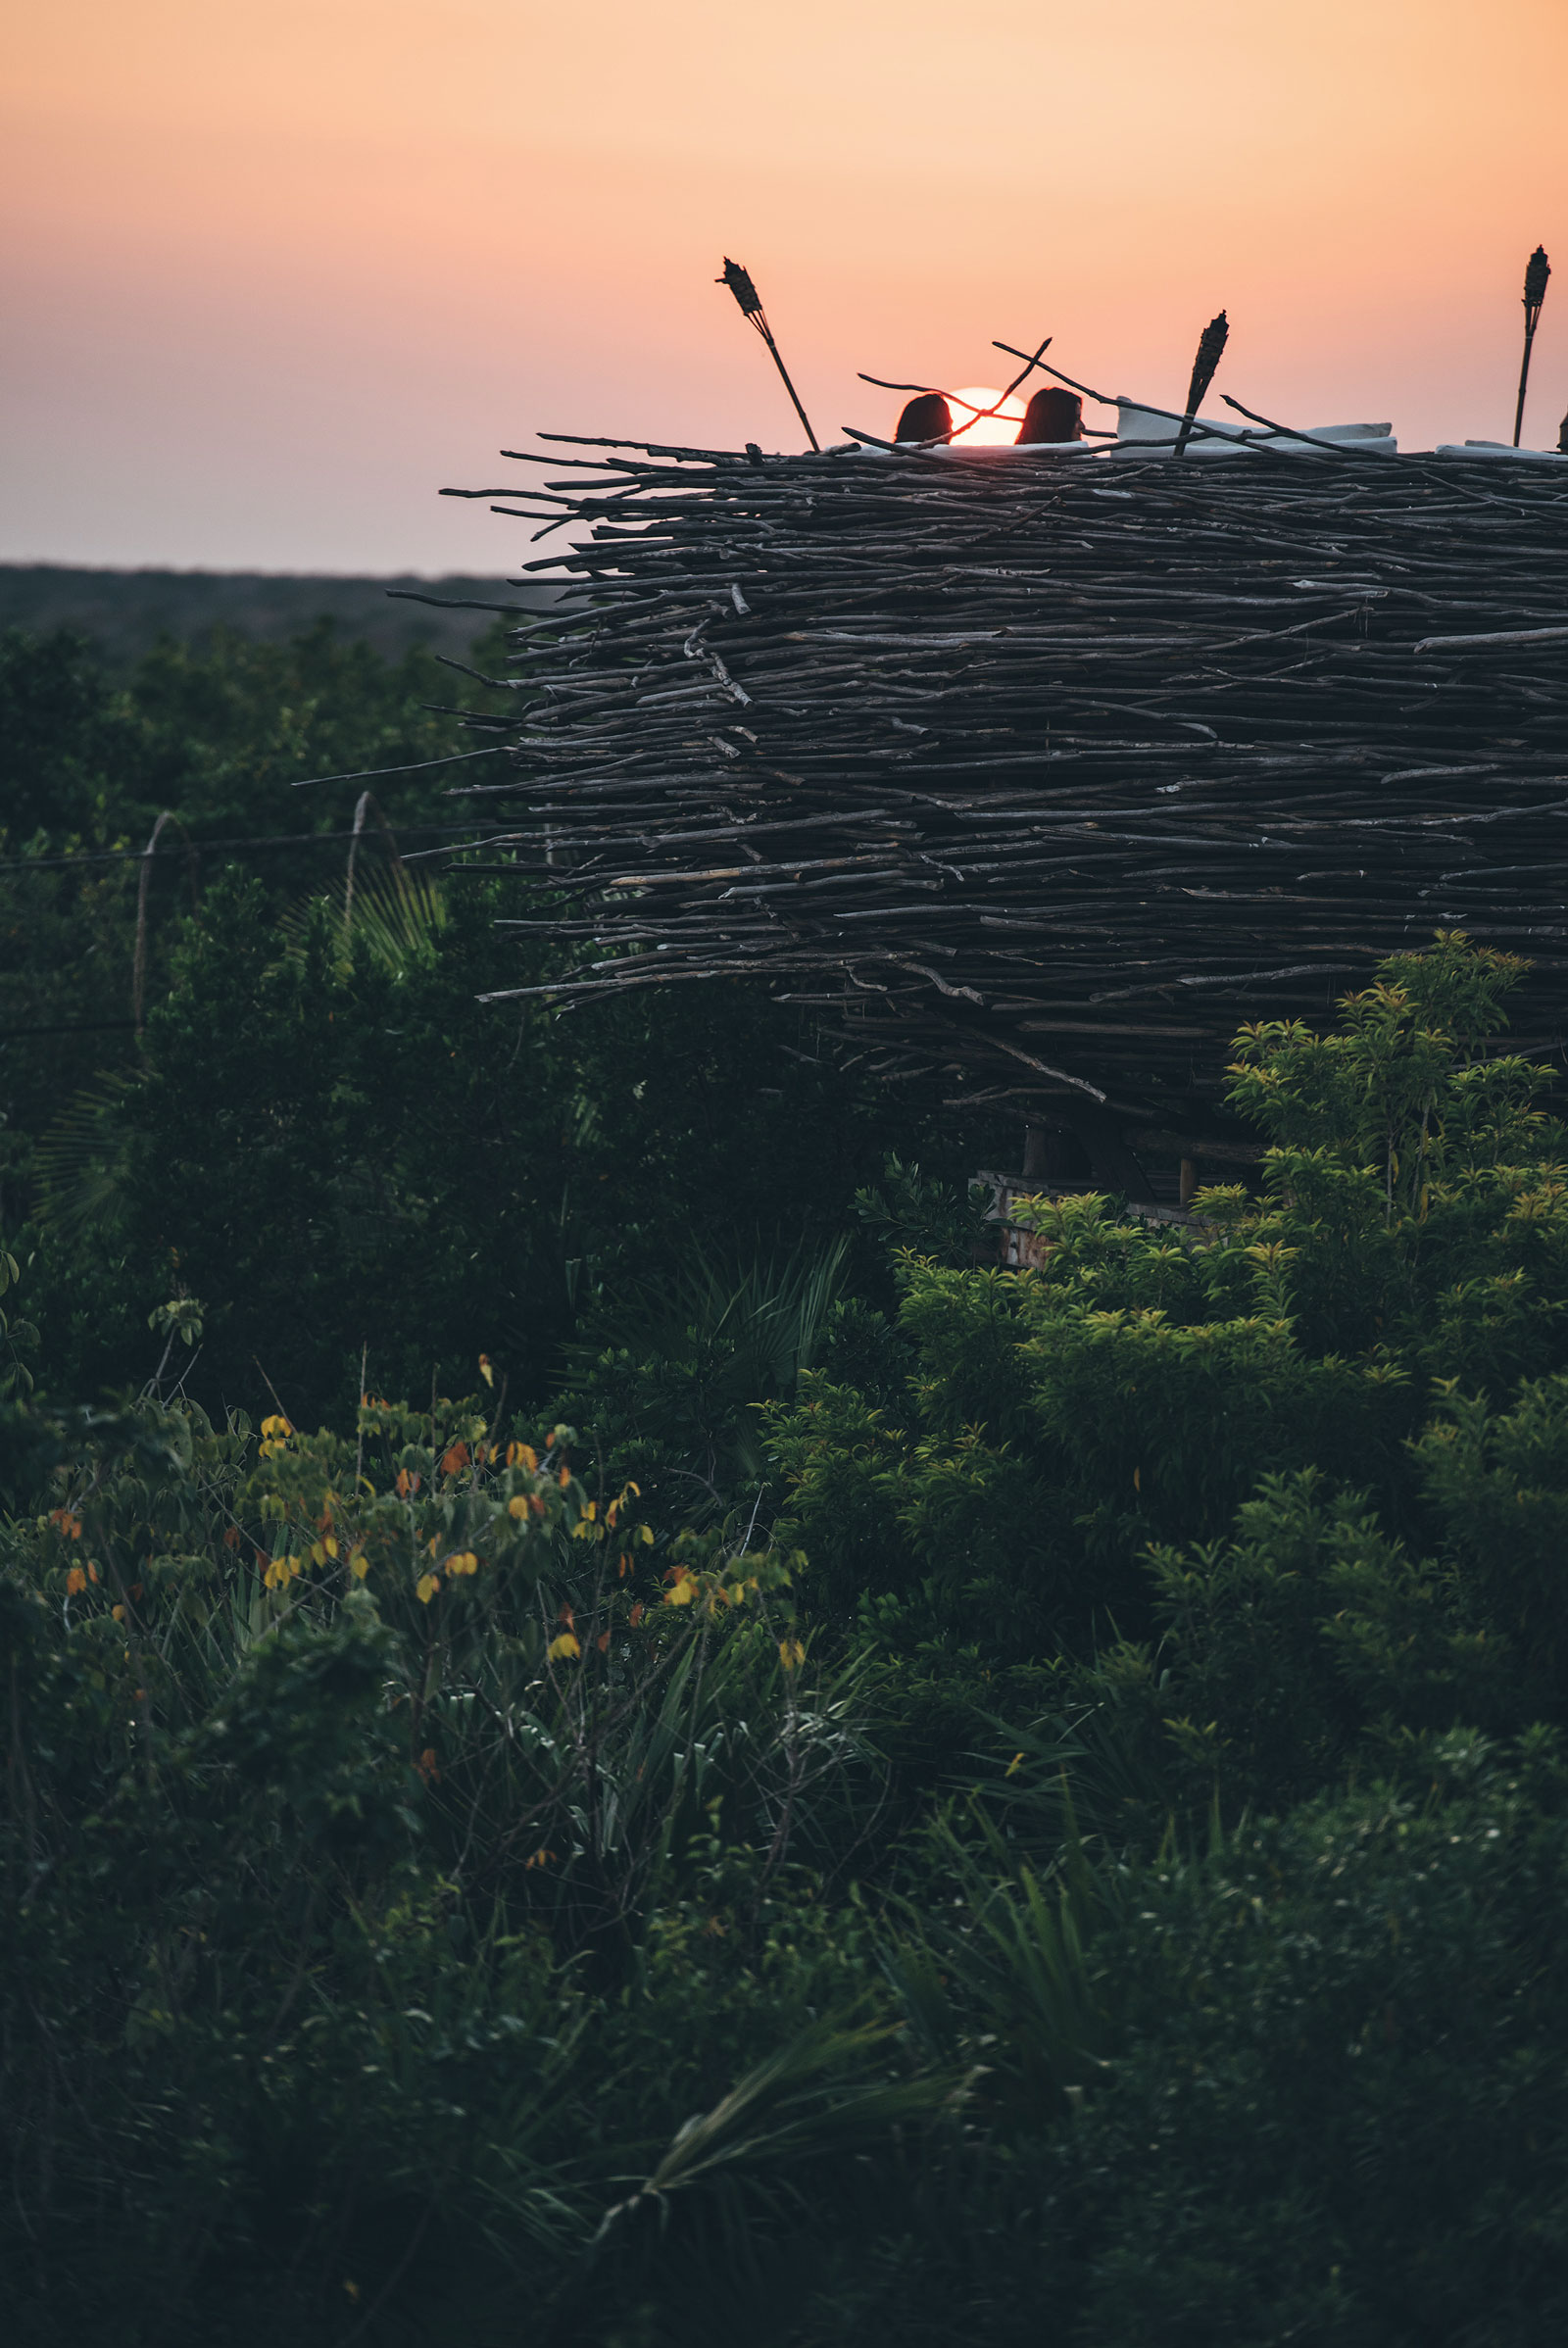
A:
5;0;1568;572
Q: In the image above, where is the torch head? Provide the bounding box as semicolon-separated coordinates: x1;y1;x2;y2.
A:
1524;246;1551;314
718;259;763;318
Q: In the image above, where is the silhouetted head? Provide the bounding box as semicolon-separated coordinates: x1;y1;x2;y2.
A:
894;393;954;445
1016;388;1083;444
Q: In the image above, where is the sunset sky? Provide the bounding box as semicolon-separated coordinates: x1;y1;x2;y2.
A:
6;0;1567;575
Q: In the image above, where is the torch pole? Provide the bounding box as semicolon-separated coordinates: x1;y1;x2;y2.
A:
1513;246;1551;448
717;259;820;452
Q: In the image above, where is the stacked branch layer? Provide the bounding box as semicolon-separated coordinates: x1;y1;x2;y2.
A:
450;443;1568;1134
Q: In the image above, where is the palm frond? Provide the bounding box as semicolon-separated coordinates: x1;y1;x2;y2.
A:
33;1071;139;1239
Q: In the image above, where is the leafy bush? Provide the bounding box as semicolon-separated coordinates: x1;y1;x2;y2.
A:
10;845;1568;2346
769;935;1568;1674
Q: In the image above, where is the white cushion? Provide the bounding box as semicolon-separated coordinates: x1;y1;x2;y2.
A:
1114;404;1395;458
1436;440;1568;463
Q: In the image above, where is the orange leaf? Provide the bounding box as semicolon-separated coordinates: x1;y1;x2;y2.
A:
65;1565;87;1596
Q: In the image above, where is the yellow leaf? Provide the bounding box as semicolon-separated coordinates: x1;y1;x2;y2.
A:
1133;1465;1142;1492
548;1631;581;1661
446;1550;479;1578
478;1353;494;1388
349;1549;369;1581
638;1524;655;1547
1005;1750;1025;1780
778;1638;806;1670
664;1574;697;1608
416;1573;440;1604
508;1494;529;1519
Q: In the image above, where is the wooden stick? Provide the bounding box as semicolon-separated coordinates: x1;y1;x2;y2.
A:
1514;246;1551;448
1175;313;1229;458
718;259;820;452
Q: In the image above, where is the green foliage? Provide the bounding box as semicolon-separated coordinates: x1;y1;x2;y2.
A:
0;622;504;1233
8;633;1568;2348
551;1235;850;1513
768;938;1568;1676
1;1373;907;2342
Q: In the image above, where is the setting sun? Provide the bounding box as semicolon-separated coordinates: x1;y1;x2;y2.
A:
948;386;1027;444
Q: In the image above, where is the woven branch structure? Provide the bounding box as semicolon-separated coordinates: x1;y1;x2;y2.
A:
444;437;1568;1173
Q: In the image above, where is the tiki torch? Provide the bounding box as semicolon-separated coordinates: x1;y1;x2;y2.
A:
1174;312;1230;458
1513;246;1550;448
717;259;820;452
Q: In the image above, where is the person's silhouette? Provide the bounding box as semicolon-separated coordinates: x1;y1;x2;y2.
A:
894;393;954;444
1016;388;1083;443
